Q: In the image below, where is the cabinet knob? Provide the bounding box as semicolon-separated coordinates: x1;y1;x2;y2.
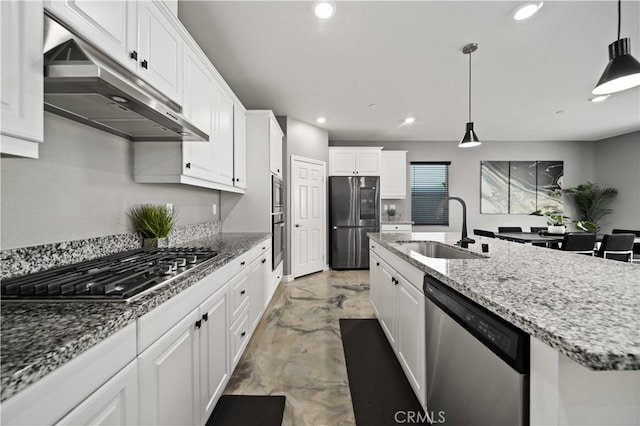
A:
295;224;300;228
195;319;202;329
262;259;266;264
240;290;246;295
141;59;148;69
185;162;191;169
202;313;208;322
277;169;280;173
130;50;138;60
241;331;246;338
241;261;246;266
376;262;380;266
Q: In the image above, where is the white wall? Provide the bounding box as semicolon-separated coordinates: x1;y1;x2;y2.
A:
329;139;596;234
280;116;329;276
1;113;220;249
594;131;640;232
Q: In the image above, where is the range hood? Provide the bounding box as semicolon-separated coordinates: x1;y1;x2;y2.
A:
43;16;209;142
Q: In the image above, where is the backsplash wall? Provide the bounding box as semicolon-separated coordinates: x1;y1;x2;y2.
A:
1;113;221;250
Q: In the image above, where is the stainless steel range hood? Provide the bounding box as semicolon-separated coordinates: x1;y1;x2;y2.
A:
43;15;209;142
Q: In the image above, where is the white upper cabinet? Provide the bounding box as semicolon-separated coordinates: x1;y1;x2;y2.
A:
136;0;182;104
45;0;183;105
1;0;43;158
44;0;136;72
381;151;407;199
328;147;382;176
211;82;235;186
233;103;247;189
269;119;284;178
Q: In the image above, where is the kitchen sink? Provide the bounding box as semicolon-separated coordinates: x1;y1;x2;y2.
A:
393;241;488;259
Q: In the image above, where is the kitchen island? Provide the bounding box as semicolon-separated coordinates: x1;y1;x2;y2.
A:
368;232;640;425
1;232;272;425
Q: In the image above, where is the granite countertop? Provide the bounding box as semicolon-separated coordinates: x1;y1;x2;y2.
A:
0;232;270;402
368;232;640;371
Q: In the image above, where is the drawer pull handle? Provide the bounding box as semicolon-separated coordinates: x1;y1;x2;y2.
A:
376;262;380;266
195;319;202;329
241;331;246;338
141;59;148;69
262;259;266;264
241;261;246;266
240;290;246;295
130;50;137;60
202;313;208;322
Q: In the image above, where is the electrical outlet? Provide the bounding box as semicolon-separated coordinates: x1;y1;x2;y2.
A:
166;203;173;214
212;204;217;215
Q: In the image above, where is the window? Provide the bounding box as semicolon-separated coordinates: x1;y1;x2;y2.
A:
411;162;450;225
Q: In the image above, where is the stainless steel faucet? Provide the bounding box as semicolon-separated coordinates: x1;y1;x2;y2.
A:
436;196;476;247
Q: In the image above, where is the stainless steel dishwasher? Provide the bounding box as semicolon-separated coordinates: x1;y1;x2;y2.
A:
423;276;529;426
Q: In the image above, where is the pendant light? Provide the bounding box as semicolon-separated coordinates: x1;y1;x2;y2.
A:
459;43;481;148
592;0;640;95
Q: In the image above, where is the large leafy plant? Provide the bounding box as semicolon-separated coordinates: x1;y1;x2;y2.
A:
563;182;617;232
530;210;569;226
129;204;178;239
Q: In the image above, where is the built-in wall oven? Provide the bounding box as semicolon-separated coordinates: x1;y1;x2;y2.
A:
272;175;284;270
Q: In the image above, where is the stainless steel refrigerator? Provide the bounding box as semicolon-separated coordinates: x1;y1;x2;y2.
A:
329;176;380;269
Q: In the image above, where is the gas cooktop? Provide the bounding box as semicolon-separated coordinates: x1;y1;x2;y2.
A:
1;247;218;303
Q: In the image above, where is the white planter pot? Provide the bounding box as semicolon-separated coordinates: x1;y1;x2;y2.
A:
547;225;566;234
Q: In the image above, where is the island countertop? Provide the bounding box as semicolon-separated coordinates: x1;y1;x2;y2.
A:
368;232;640;371
0;232;270;402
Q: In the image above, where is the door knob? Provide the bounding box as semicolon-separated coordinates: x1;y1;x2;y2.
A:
295;224;300;227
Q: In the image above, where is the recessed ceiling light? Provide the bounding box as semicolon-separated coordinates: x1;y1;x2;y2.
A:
316;117;326;124
404;117;416;124
513;2;543;21
110;95;128;103
314;2;335;19
590;95;610;103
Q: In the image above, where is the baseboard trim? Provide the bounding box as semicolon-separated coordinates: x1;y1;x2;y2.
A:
281;274;294;282
324;264;329;271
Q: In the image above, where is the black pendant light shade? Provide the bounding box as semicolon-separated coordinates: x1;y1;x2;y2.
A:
460;122;481;147
593;38;640;94
459;43;481;148
593;0;640;95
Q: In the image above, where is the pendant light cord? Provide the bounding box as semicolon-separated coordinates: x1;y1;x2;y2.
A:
617;0;621;41
468;50;472;122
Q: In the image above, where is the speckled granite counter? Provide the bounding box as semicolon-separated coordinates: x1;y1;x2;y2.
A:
368;232;640;371
0;232;270;402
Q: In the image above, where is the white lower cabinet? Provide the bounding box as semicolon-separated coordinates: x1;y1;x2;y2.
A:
250;249;271;330
56;361;138;426
369;242;426;408
138;309;200;426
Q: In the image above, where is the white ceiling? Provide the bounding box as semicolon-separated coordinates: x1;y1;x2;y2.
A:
178;1;640;142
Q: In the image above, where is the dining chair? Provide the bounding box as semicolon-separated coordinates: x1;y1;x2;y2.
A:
612;229;640;263
530;226;549;247
530;227;547;233
560;233;597;255
498;227;522;233
473;229;495;238
597;234;635;262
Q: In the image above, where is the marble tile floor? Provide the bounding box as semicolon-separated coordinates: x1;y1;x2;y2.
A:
224;269;376;426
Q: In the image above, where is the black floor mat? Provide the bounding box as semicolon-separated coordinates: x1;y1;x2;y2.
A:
206;395;286;426
340;318;427;425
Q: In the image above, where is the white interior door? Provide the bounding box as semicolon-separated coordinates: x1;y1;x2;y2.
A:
292;156;326;278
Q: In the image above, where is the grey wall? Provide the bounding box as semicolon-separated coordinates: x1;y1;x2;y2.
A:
594;131;640;232
1;113;220;249
280;116;329;277
330;139;596;234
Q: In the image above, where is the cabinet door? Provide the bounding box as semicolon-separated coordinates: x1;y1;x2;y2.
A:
269;119;283;178
229;307;250;369
139;309;199;426
381;151;407;198
182;46;214;180
328;149;356;176
199;287;229;424
229;268;250;322
378;260;397;348
137;0;182;104
211;83;235;185
44;0;136;72
233;103;247;189
249;254;269;330
397;275;426;406
262;249;273;308
56;361;138;426
1;0;43;157
369;252;383;316
356;150;382;176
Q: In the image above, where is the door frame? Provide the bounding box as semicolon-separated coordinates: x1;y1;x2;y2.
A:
290;155;327;279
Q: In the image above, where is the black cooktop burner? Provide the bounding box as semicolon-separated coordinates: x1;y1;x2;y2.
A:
1;247;218;302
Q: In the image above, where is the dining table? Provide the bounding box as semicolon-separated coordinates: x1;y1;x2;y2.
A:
494;232;640;245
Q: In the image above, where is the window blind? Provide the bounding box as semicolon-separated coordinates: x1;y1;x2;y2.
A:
411;162;450;225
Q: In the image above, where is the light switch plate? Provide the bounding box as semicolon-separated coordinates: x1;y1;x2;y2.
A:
166;203;173;214
212;204;217;215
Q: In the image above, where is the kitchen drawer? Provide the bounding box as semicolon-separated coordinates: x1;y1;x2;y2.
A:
229;268;250;323
230;306;250;368
381;223;412;233
250;238;271;260
226;250;252;278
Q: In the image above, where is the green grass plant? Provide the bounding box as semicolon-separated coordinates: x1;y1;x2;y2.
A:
129;204;177;239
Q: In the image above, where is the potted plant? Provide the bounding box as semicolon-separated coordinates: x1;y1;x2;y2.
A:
129;204;178;247
563;182;618;232
531;210;569;234
386;207;396;221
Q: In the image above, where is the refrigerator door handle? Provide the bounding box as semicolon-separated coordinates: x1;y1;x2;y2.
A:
333;226;338;230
